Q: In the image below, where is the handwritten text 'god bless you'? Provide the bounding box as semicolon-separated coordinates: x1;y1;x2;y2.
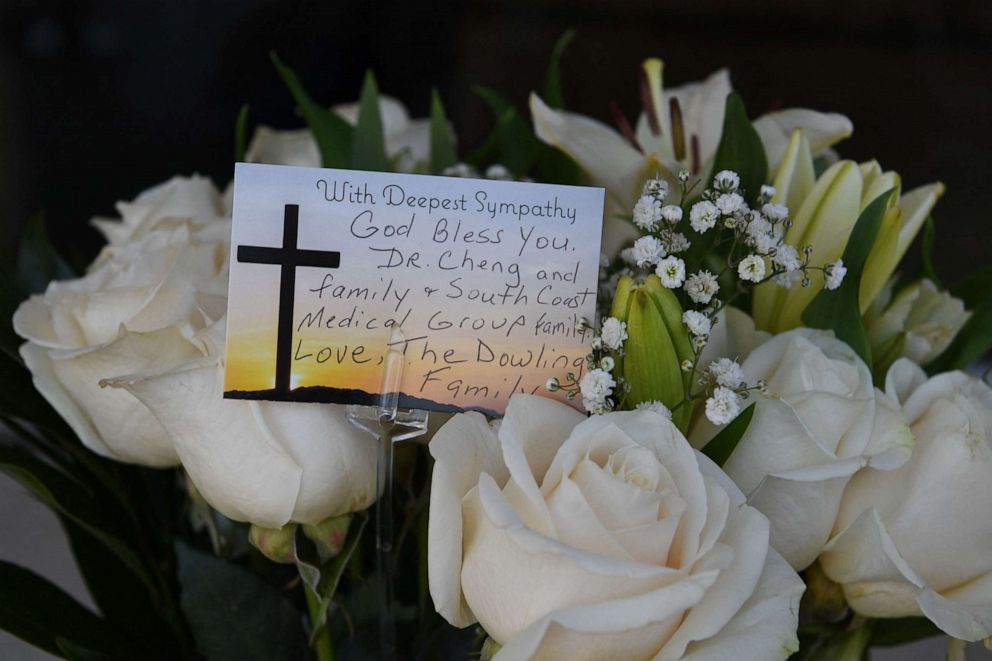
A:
287;177;595;404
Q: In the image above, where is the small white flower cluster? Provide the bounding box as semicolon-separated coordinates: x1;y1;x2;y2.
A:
624;178;692;273
699;357;765;425
547;316;628;414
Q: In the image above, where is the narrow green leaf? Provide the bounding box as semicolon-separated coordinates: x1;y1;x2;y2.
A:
176;542;307;661
270;52;354;168
234;104;250;163
16;213;75;295
534;144;582;185
429;88;457;173
0;560;120;658
919;215;940;287
351;70;389;172
802;191;893;367
867;616;941;647
708;92;768;204
0;446;157;597
471;86;540;176
701;403;755;466
543;29;576;109
62;518;183;660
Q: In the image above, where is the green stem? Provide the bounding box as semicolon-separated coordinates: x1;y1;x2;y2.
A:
304;584;335;661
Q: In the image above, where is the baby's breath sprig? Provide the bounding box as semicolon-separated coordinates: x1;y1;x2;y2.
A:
546;316;630;414
586;169;849;425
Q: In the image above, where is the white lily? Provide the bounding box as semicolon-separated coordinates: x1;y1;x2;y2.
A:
752;129;945;333
530;59;853;255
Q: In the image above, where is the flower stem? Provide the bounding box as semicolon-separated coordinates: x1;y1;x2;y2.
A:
304;584;334;661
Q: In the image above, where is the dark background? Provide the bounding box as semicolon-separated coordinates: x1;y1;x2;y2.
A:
0;0;989;281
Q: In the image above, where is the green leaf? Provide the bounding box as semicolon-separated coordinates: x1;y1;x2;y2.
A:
176;542;307;661
802;191;893;367
534;144;582;185
429;88;457;173
270;52;354;168
351;70;389;172
543;29;575;109
919;215;940;287
0;445;156;597
234;104;250;163
61;518;183;660
0;560;121;658
867;616;942;647
701;403;755;466
16;213;75;295
471;86;540;176
950;265;992;308
708;92;768;204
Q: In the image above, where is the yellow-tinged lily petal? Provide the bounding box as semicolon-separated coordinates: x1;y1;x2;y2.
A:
859;180;944;310
860;206;903;312
771;129;816;213
861;170;901;213
754;161;863;332
858;160;883;188
753;108;853;175
895;182;945;260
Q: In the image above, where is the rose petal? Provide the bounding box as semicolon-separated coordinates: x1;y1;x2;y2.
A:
497;395;585;536
45;327;200;466
660;502;770;658
109;359;303;528
428;412;507;626
493;570;716;661
747;458;863;570
679;548;803;660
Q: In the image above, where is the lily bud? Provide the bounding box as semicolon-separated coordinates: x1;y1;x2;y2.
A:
302;514;352;561
249;523;297;564
865;278;969;376
610;274;693;430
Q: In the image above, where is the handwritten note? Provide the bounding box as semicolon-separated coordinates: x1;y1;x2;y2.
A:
224;163;604;415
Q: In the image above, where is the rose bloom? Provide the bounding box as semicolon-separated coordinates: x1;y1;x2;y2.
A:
691;327;913;571
429;395;803;660
820;360;992;641
14;176;228;466
15;174;377;527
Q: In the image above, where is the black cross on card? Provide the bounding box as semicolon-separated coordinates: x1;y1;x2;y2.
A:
237;204;341;394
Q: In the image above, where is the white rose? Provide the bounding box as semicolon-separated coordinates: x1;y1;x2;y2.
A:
865;278;969;370
819;360;992;641
429;395;803;660
692;329;914;570
245;95;434;172
104;324;377;528
13;177;229;466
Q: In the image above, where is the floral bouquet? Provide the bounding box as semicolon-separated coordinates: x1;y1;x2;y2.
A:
2;38;990;660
